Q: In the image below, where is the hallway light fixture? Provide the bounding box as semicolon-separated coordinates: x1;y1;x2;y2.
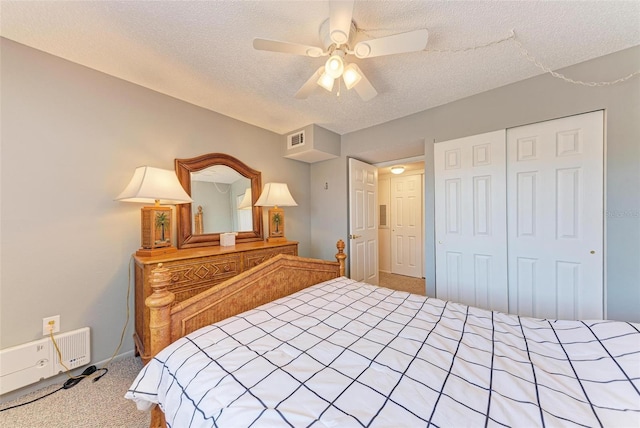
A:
390;165;405;175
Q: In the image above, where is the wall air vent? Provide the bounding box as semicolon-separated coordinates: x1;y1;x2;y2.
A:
287;131;305;150
284;124;339;163
379;204;388;227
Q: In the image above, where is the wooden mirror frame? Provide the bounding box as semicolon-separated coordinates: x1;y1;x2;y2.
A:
175;153;263;248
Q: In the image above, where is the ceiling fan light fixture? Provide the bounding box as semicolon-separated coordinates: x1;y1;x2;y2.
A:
317;72;335;92
342;63;362;89
324;52;345;79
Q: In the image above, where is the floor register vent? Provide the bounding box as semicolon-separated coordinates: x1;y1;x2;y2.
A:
0;327;90;394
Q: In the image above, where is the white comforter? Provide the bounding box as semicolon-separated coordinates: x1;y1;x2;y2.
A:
126;277;640;427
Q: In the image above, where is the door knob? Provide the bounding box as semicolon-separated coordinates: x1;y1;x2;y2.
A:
349;234;362;239
438;240;443;244
590;250;596;254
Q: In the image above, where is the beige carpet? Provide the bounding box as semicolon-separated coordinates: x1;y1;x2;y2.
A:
379;271;426;295
0;355;149;428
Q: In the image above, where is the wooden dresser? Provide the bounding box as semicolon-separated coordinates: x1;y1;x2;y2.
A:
133;240;298;360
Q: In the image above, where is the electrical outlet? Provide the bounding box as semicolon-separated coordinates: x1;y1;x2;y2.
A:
42;315;60;336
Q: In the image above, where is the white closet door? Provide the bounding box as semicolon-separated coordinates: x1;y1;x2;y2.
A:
507;110;604;320
435;130;508;312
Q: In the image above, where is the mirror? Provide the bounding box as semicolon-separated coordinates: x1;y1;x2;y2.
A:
175;153;263;248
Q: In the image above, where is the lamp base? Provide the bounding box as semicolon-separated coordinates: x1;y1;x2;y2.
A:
266;236;288;243
267;206;287;242
135;246;178;257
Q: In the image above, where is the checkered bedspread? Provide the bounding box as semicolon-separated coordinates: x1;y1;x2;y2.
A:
126;277;640;427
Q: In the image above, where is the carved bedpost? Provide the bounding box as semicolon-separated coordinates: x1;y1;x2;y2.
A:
146;263;175;359
335;239;346;277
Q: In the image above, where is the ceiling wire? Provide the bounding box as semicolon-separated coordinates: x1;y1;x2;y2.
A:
357;27;640;87
508;30;640;87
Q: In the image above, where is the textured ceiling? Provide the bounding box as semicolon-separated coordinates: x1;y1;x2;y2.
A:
1;1;639;135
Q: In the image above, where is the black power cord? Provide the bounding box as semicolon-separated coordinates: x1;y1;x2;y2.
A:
0;365;98;413
62;365;97;389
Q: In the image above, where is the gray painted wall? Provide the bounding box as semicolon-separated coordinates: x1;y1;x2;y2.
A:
0;39;312;364
311;46;640;322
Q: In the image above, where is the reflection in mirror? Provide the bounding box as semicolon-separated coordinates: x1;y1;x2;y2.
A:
175;153;263;249
190;165;253;235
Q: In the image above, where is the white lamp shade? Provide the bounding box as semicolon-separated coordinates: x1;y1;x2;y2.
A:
342;63;362;89
254;183;298;207
324;53;345;79
115;166;193;204
317;72;335;92
237;188;253;210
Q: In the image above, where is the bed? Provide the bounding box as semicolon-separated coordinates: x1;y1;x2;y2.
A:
126;241;640;427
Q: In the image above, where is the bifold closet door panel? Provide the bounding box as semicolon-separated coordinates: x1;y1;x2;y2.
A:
506;110;604;320
434;130;508;312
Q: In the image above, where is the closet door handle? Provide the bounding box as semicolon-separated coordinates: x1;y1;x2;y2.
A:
349;234;362;239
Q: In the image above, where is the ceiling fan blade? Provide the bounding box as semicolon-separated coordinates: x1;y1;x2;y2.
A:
329;0;354;45
351;64;377;101
353;29;429;59
253;38;324;57
295;67;324;99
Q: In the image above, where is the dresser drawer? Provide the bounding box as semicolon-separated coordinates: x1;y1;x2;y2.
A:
243;245;297;269
164;255;241;298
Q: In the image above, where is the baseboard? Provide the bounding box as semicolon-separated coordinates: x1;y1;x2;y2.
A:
0;350;138;404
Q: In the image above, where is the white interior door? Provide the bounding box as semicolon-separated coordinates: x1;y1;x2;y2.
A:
434;130;509;312
349;158;379;285
391;174;423;278
507;110;604;320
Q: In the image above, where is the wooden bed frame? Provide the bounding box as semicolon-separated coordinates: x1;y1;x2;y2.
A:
144;240;346;427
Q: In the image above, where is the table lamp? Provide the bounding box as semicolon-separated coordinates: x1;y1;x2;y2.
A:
254;183;297;243
116;166;192;256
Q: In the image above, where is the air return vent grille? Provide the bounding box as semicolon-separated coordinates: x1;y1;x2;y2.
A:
379;204;388;227
287;131;305;150
0;327;90;394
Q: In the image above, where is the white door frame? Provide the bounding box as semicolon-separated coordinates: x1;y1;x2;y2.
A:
375;156;426;281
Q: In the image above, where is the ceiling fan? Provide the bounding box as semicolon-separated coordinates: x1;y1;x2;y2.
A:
253;1;429;101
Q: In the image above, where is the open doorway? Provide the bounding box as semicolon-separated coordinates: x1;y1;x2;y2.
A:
375;159;426;294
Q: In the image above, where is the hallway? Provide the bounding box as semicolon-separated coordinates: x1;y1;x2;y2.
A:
379;272;426;295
